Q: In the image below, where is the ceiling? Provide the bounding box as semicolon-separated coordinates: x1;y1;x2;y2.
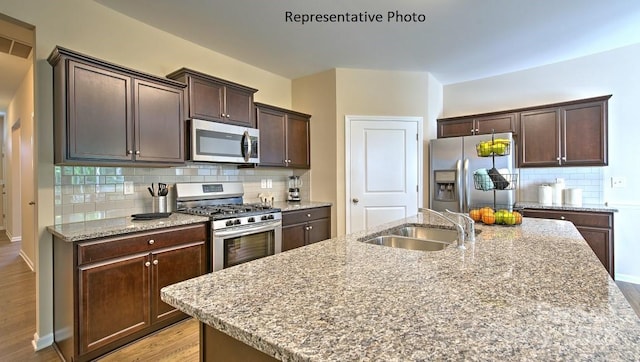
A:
2;1;640;112
95;0;640;84
0;14;33;113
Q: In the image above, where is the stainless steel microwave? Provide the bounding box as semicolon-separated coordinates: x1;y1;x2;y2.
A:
189;119;259;163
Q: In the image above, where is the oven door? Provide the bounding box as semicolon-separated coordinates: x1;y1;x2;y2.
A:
212;221;282;271
190;119;259;163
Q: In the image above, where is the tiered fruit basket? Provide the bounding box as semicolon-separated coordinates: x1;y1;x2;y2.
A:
469;204;523;226
470;133;521;226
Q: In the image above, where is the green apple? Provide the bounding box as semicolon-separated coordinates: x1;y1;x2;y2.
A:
492;143;507;155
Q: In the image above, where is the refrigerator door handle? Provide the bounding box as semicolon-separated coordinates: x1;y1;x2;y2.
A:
464;158;470;212
456;159;463;212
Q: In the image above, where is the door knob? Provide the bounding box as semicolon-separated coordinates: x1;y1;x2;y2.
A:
352;198;359;204
28;201;36;205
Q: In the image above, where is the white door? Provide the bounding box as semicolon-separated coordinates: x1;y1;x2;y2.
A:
346;116;422;234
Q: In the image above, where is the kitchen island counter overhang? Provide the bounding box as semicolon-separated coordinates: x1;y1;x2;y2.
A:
161;214;640;361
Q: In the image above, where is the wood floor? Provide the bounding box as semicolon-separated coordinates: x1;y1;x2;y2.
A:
1;232;639;362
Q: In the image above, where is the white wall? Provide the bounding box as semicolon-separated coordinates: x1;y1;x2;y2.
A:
443;43;640;283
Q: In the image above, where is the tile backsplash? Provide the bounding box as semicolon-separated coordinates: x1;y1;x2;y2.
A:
517;167;604;205
54;165;303;224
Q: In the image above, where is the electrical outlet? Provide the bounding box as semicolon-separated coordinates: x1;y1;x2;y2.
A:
611;177;626;188
261;179;267;189
267;179;273;188
124;181;135;195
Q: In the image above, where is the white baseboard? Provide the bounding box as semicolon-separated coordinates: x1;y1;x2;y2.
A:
5;229;21;242
32;332;54;351
19;250;35;271
615;273;640;285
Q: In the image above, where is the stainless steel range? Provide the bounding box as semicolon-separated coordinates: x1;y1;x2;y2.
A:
175;182;282;271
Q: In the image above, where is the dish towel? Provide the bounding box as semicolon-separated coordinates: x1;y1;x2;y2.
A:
474;168;494;191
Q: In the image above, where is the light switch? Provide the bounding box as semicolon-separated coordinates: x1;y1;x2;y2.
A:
611;177;626;188
267;179;273;188
261;179;267;189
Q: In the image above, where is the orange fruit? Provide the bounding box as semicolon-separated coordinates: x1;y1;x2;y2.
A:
469;209;481;221
479;207;494;218
513;211;523;225
481;213;496;225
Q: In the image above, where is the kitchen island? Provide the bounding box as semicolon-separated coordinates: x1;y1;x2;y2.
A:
161;213;640;361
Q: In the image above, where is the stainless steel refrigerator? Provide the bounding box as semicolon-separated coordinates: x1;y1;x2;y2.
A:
429;132;515;213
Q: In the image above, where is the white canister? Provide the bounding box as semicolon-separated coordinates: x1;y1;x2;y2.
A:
538;185;553;205
552;181;565;205
564;188;583;207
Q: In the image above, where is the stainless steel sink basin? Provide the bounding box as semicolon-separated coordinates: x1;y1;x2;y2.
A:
362;235;451;252
389;226;459;243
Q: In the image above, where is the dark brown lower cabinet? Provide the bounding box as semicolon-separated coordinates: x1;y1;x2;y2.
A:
53;223;208;362
282;206;331;252
522;209;614;277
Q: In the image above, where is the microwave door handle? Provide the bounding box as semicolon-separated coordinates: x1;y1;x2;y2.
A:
242;131;251;162
214;221;280;238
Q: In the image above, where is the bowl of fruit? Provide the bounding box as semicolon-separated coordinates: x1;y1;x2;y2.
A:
469;206;522;226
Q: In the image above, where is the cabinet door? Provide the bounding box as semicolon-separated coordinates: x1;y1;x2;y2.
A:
78;253;150;355
282;224;306;251
134;79;185;164
151;241;207;323
224;86;254;127
437;118;474;138
518;108;561;167
257;106;287;166
576;226;613;276
286;113;311;169
561;101;608;166
475;113;517;135
306;218;331;244
67;60;132;162
189;77;224;121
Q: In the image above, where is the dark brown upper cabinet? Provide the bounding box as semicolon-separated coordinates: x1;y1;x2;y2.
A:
48;46;186;166
166;68;257;128
437;113;517;138
255;103;311;168
519;96;610;167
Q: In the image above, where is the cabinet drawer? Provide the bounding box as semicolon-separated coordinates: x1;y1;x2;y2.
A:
522;209;612;228
78;223;207;265
282;206;330;226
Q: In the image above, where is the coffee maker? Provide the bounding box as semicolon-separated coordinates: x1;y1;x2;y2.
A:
288;176;302;202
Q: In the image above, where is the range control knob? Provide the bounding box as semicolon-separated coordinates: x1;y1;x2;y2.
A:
225;220;234;227
248;217;255;223
267;214;275;220
234;219;241;225
261;215;268;221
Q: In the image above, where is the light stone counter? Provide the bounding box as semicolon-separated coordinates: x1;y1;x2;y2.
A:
47;213;210;242
161;214;640;361
516;201;618;213
273;201;332;212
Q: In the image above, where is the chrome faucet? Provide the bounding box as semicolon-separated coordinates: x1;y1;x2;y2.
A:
444;210;475;243
419;208;466;250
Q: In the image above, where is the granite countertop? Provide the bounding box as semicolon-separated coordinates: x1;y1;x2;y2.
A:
161;214;640;361
273;201;333;212
516;201;618;213
47;213;210;242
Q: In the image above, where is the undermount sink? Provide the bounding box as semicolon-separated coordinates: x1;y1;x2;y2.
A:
362;235;451;252
389;226;459;243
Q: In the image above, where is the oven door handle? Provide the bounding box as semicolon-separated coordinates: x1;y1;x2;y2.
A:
214;221;281;238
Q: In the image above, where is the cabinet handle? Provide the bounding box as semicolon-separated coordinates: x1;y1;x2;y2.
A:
221;113;226;117
307;214;311;218
226;114;231;118
556;157;561;165
153;259;159;265
560;216;566;220
148;239;155;245
305;226;309;230
308;225;313;230
135;150;140;155
145;261;151;267
475;129;479;133
561;156;567;161
127;150;133;155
